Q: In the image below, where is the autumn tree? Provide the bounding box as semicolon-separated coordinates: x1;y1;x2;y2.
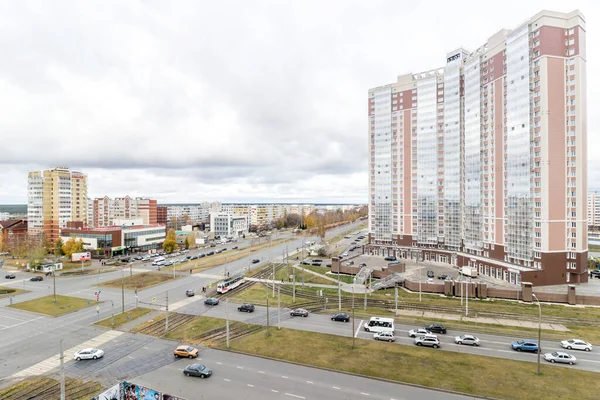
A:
316;216;327;241
62;237;84;258
184;237;190;250
54;238;65;256
0;233;6;253
284;213;301;228
28;235;48;268
163;228;178;253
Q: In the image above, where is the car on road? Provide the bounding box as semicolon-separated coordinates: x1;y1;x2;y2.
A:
74;348;104;361
300;260;310;265
252;259;260;264
426;270;435;278
174;345;199;359
30;276;43;281
341;252;348;257
331;313;350;322
232;246;238;250
415;335;441;348
190;255;198;260
591;270;600;278
408;328;432;338
186;289;195;297
183;363;212;378
290;308;309;317
238;304;255;313
164;261;173;266
454;334;480;346
134;256;143;260
544;351;577;365
384;256;397;262
560;339;592;352
511;340;539;353
425;324;447;334
437;274;450;280
374;331;396;342
311;262;322;266
5;273;16;279
204;298;220;306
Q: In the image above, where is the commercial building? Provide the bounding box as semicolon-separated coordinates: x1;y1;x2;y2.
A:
366;10;587;286
61;224;166;256
91;196;157;227
27;167;88;244
210;214;248;238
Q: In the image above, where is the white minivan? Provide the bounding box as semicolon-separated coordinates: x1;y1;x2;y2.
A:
364;317;395;334
152;256;166;265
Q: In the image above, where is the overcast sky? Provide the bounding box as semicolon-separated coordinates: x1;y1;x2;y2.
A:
0;0;597;204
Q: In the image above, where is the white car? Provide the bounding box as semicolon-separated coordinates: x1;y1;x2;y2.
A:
74;348;104;361
341;252;348;257
374;331;396;342
409;328;432;338
544;351;577;365
560;339;592;352
454;335;481;346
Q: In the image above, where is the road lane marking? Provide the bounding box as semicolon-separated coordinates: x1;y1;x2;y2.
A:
247;384;254;387
272;390;279;393
306;381;313;384
285;393;306;399
259;371;265;374
333;386;340;389
361;393;370;396
282;375;288;379
217;362;223;365
224;379;230;382
355;320;364;338
0;316;45;331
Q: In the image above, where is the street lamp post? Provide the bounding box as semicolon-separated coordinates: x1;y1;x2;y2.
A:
532;293;542;375
121;266;125;314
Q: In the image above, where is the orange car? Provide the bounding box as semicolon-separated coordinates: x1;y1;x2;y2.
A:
174;345;199;359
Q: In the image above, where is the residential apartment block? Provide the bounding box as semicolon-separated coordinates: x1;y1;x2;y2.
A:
91;196;157;227
367;10;587;286
27;167;88;243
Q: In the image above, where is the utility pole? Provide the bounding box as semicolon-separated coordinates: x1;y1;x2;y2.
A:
466;277;470;317
533;293;542;375
121;266;125;313
165;291;169;333
265;282;270;336
60;339;65;400
338;270;341;311
394;285;398;316
130;262;132;277
418;252;421;302
226;298;230;348
364;271;368;310
277;285;281;330
292;273;296;303
53;265;57;305
352;286;355;349
272;264;275;298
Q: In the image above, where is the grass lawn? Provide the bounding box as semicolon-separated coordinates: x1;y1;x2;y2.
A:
94;307;152;329
0;376;102;400
226;328;596;400
100;272;178;290
9;295;94;317
61;260;93;269
0;286;28;299
164;315;227;342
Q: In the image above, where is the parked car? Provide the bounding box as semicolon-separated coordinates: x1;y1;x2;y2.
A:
238;304;255;313
311;262;322;266
232;246;238;250
384;256;397;262
437;274;450;280
511;340;539;353
204;298;220;306
191;255;198;260
134;256;143;260
409;328;432;338
30;276;43;281
5;273;16;279
454;334;480;346
164;261;173;266
312;259;323;263
415;335;441;348
290;308;309;317
186;289;195;297
300;260;310;265
73;348;104;361
331;313;350;322
183;364;212;378
252;259;260;264
560;339;592;352
425;324;447;334
174;345;199;359
359;263;367;267
341;252;348;257
374;331;396;342
544;351;577;365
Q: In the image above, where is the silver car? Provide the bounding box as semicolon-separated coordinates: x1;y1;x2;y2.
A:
415;335;440;348
409;328;432;338
454;334;480;346
73;348;104;361
544;351;577;365
560;339;592;352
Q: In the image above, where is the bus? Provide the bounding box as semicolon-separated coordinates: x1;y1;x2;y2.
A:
364;317;395;333
216;272;245;294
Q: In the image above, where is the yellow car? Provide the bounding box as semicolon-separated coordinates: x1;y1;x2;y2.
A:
174;345;199;359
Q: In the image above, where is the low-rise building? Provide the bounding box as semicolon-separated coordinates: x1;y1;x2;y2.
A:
210;214;248;238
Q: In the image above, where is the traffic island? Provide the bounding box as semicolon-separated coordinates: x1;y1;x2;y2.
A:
100;272;179;290
0;286;28;299
94;307;153;329
8;294;95;317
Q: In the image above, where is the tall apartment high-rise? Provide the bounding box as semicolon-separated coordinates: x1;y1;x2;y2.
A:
91;196;157;227
587;192;600;228
367;10;587;286
27;167;88;243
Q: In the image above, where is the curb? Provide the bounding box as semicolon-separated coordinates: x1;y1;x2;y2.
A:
213;347;498;400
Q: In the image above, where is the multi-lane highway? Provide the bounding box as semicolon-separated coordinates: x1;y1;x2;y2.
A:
132;349;473;400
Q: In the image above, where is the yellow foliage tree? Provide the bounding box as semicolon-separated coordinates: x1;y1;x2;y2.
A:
62;237;84;258
163;228;178;253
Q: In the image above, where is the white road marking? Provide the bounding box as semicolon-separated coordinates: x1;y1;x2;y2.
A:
355;320;364;338
361;393;370;396
0;316;45;331
272;390;279;393
306;380;313;384
224;379;230;382
217;362;223;365
333;386;341;390
282;375;288;379
12;330;124;378
170;295;203;311
237;366;243;369
259;371;265;374
247;384;254;387
285;393;306;399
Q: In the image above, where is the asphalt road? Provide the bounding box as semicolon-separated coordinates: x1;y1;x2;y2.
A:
132;348;473;400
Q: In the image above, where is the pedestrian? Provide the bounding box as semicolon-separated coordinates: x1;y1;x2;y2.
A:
190;269;192;275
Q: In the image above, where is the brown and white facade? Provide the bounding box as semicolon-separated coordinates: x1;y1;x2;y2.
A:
91;196;158;227
367;10;587;286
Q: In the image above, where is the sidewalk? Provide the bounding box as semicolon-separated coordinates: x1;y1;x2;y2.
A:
394;309;569;331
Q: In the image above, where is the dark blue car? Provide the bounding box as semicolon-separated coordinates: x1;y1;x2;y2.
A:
512;340;539;353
